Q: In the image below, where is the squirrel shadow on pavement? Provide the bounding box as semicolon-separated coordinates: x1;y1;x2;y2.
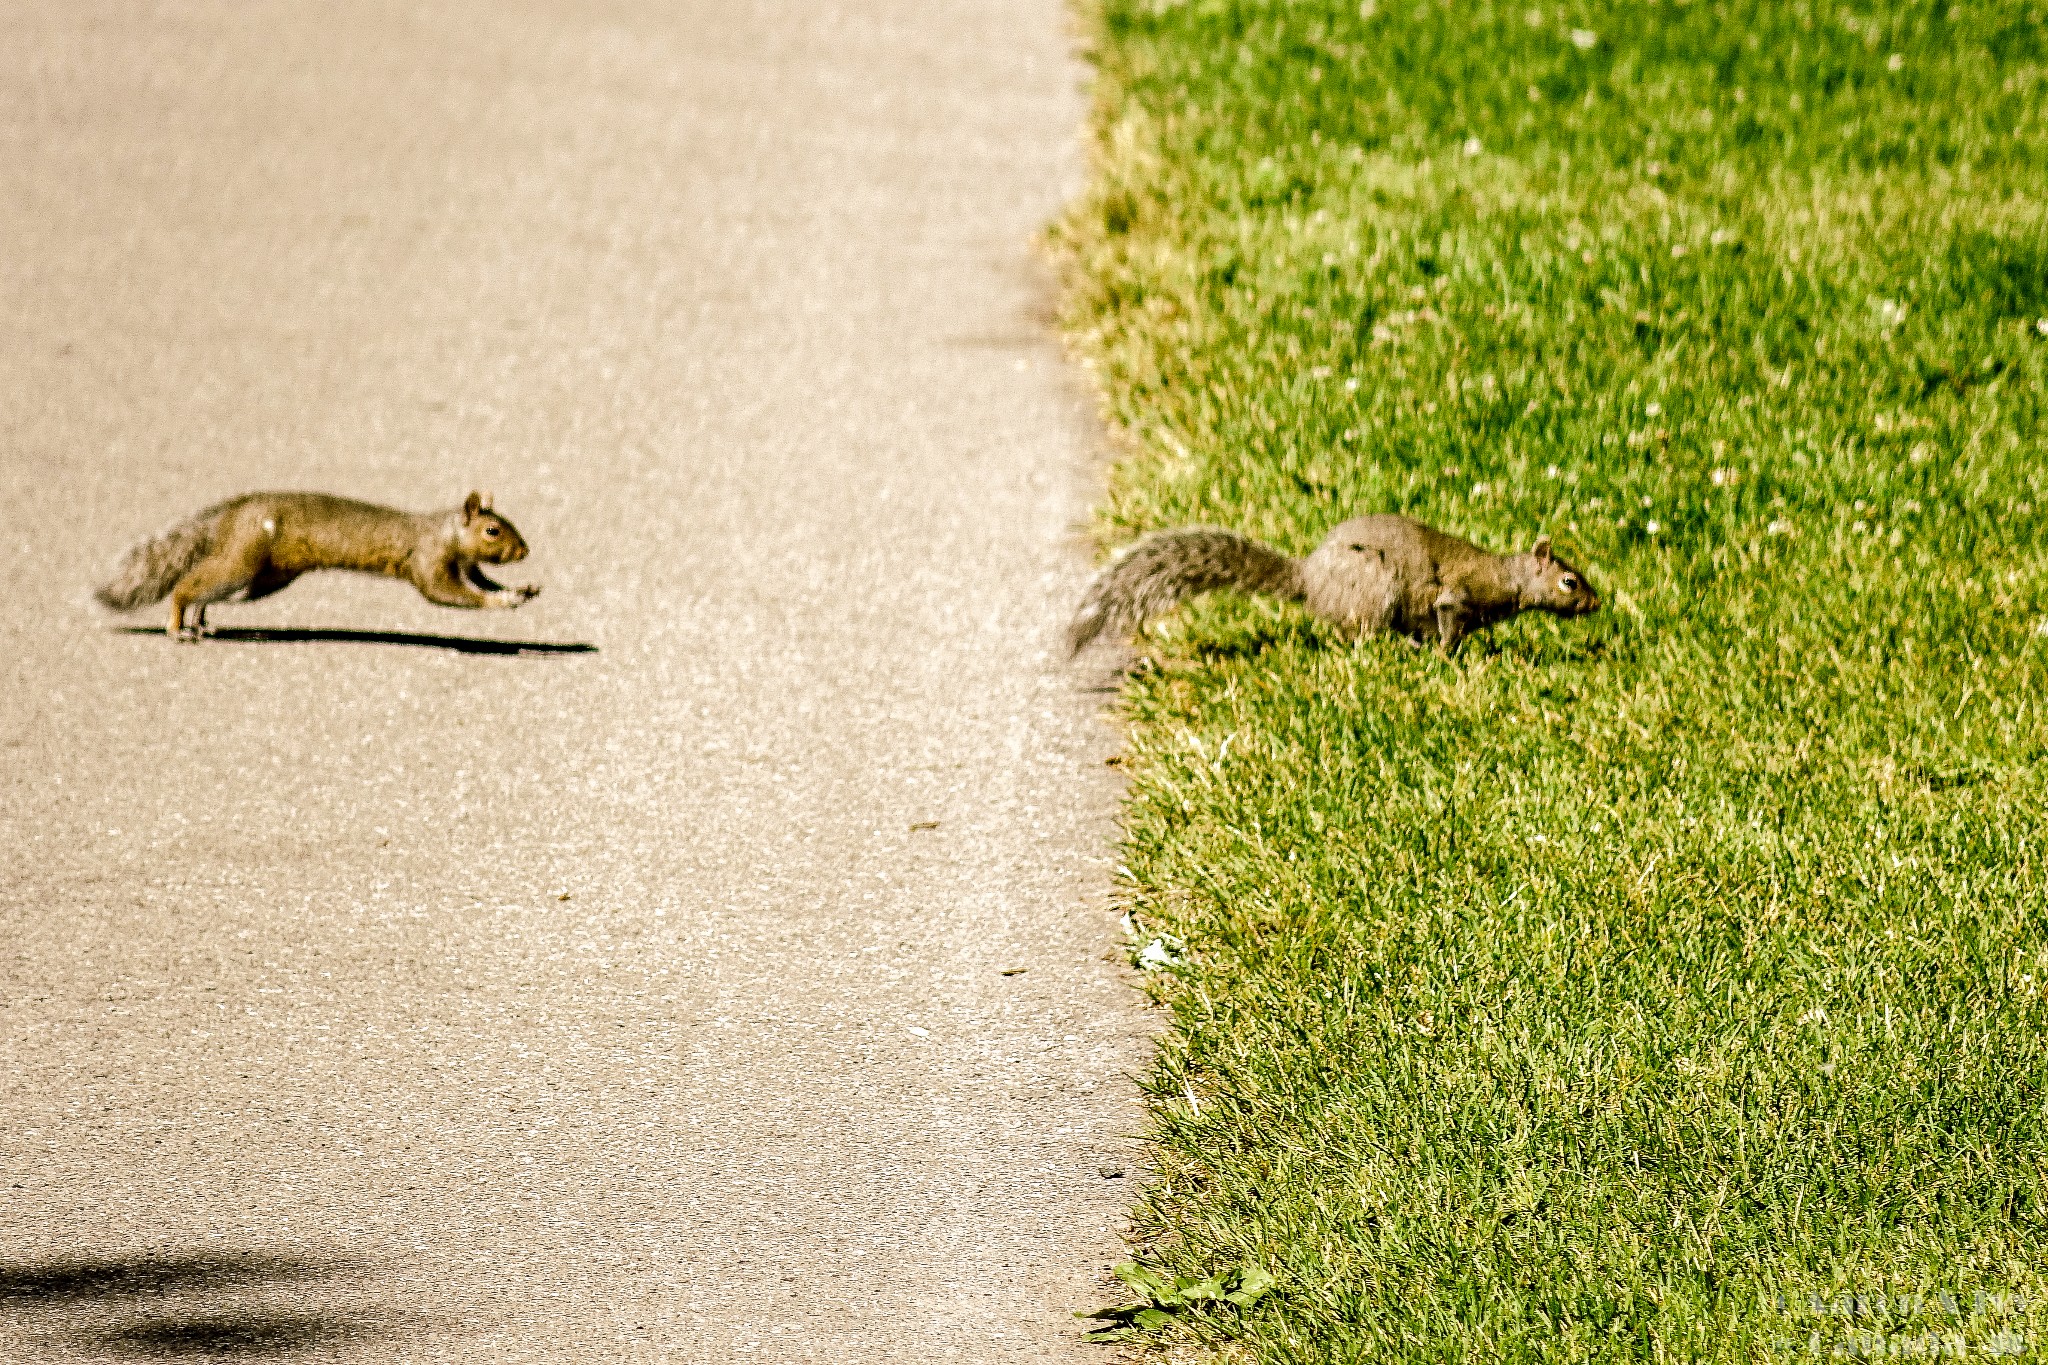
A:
76;1309;378;1359
0;1252;352;1303
0;1251;403;1359
115;626;597;656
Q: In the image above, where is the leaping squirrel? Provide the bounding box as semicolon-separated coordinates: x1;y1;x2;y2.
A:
1069;513;1598;655
95;490;540;640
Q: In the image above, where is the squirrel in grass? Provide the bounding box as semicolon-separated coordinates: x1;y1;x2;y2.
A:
1068;513;1599;656
95;491;540;640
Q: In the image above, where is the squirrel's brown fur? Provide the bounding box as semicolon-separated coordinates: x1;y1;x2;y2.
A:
95;491;539;640
1069;513;1598;655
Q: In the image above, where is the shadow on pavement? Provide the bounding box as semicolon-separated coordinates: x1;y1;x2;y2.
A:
0;1252;352;1304
78;1309;372;1358
1;1252;400;1359
114;626;598;655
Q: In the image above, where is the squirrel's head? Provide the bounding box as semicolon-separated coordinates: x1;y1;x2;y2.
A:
1522;535;1599;617
459;491;529;564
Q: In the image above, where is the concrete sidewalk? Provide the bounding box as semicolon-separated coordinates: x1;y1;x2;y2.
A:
0;2;1143;1359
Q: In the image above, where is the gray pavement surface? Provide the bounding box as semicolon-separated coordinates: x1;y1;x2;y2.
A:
0;2;1147;1360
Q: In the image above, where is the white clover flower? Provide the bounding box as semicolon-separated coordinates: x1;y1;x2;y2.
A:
1571;28;1597;49
1645;520;1662;534
1767;519;1793;536
1645;402;1662;417
1463;136;1483;157
1887;53;1904;71
1137;938;1181;970
2037;318;2048;336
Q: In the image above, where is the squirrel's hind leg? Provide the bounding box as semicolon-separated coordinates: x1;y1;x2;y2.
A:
167;597;210;642
167;592;211;641
1340;583;1401;647
167;555;258;641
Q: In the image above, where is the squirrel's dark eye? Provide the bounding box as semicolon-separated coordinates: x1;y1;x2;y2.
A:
1559;575;1580;592
483;525;500;537
1350;543;1366;552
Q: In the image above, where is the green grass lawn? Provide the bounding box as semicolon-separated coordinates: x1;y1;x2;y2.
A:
1054;1;2048;1359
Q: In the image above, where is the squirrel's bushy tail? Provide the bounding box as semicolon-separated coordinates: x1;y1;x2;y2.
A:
93;508;219;612
1067;527;1304;654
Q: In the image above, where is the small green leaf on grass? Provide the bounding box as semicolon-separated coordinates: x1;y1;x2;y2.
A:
1079;1262;1277;1342
1225;1265;1276;1306
1111;1261;1178;1301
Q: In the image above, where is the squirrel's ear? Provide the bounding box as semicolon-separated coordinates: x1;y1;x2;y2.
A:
1532;534;1553;563
464;491;485;520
